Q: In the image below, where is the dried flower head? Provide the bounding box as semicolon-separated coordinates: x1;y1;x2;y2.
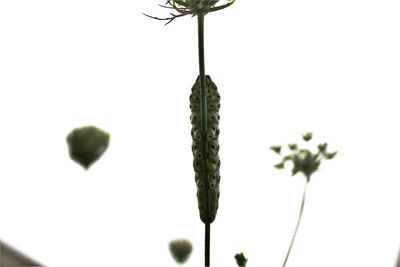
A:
144;0;235;25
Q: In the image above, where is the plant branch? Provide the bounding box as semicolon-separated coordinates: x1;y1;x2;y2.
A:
282;181;308;267
142;11;191;25
205;222;211;266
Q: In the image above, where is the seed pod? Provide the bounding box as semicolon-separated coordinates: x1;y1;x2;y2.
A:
190;75;221;223
169;239;193;264
234;252;248;267
66;125;110;169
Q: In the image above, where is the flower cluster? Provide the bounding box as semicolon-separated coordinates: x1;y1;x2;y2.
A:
271;132;337;182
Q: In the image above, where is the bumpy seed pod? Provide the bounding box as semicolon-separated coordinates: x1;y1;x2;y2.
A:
190;75;221;223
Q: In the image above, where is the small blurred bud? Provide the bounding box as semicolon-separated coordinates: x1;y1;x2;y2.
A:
234;252;247;267
317;143;328;153
324;151;337;160
66;126;110;169
274;162;285;169
283;155;292;161
169;239;193;264
302;132;313;142
270;145;281;154
288;143;298;150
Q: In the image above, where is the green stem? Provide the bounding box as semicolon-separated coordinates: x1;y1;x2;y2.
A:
282;181;308;267
197;10;211;267
205;222;210;266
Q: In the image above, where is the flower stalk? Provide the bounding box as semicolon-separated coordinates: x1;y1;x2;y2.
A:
197;10;211;266
282;181;307;267
271;132;337;267
144;1;235;266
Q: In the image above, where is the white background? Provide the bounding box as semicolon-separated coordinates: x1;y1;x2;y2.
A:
1;0;400;266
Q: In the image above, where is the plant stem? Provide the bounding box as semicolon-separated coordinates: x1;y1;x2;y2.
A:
282;181;308;267
205;223;210;266
197;10;211;267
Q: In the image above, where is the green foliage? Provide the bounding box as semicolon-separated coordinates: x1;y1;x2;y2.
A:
169;239;193;264
66;126;110;169
272;132;337;182
234;252;248;267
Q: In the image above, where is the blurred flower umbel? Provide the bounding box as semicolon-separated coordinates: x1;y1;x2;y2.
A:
144;0;235;25
271;132;337;182
270;132;337;267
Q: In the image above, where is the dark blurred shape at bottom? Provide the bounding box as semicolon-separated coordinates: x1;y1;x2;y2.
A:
234;252;247;267
0;240;43;267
